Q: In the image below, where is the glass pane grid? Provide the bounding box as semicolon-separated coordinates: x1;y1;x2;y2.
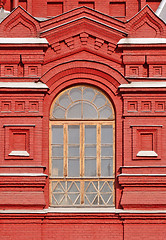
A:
51;180;114;207
51;86;114;120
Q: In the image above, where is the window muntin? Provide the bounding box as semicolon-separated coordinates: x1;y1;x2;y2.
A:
50;86;115;207
50;86;114;120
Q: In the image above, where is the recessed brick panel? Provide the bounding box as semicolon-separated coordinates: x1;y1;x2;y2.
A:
140;133;153;151
47;2;63;16
127;101;138;112
5;66;14;76
155;101;165;112
1;101;11;112
141;101;152;112
109;2;126;17
28;66;38;76
131;126;162;160
153;66;162;76
29;101;39;112
15;101;25;112
4;125;35;160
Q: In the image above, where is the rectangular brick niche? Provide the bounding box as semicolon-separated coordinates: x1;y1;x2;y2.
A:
4;125;35;160
109;2;126;17
47;2;63;16
131;125;162;160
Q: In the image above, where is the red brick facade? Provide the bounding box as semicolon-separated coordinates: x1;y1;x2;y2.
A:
1;0;166;239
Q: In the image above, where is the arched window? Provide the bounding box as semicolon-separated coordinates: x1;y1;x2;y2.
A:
50;86;115;207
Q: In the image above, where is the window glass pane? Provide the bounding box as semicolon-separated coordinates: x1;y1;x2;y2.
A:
101;125;113;144
101;146;113;157
83;88;95;101
68;125;80;144
52;159;63;177
70;88;82;101
85;125;96;144
101;158;113;176
67;102;82;119
59;93;71;109
93;93;106;108
85;146;96;157
68;159;80;177
68;146;79;157
83;102;98;119
99;105;113;119
85;158;96;176
52;146;63;157
52;106;65;119
52;125;63;144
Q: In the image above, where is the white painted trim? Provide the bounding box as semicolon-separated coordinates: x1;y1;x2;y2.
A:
1;208;166;214
118;38;166;45
41;16;127;35
9;151;30;157
156;0;166;15
0;38;48;44
0;173;47;176
137;151;158;157
119;82;166;88
0;82;48;89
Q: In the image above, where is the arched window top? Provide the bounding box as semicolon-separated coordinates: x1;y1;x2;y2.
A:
50;86;114;120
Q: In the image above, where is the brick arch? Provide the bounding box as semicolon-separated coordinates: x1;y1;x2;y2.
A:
42;60;127;117
41;60;128;89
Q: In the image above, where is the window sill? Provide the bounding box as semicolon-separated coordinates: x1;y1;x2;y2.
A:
136;151;158;157
9;151;30;157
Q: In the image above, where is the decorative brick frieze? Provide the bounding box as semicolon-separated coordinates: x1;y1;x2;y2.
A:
123;98;166;116
0;99;42;116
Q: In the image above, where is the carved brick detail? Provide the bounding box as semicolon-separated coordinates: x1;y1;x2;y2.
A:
29;101;39;112
155;101;165;112
141;101;152;112
80;32;89;45
52;42;61;53
5;66;14;76
1;101;11;112
15;101;25;112
130;66;139;76
65;37;74;49
94;38;104;50
28;66;38;76
127;101;138;112
153;66;162;77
